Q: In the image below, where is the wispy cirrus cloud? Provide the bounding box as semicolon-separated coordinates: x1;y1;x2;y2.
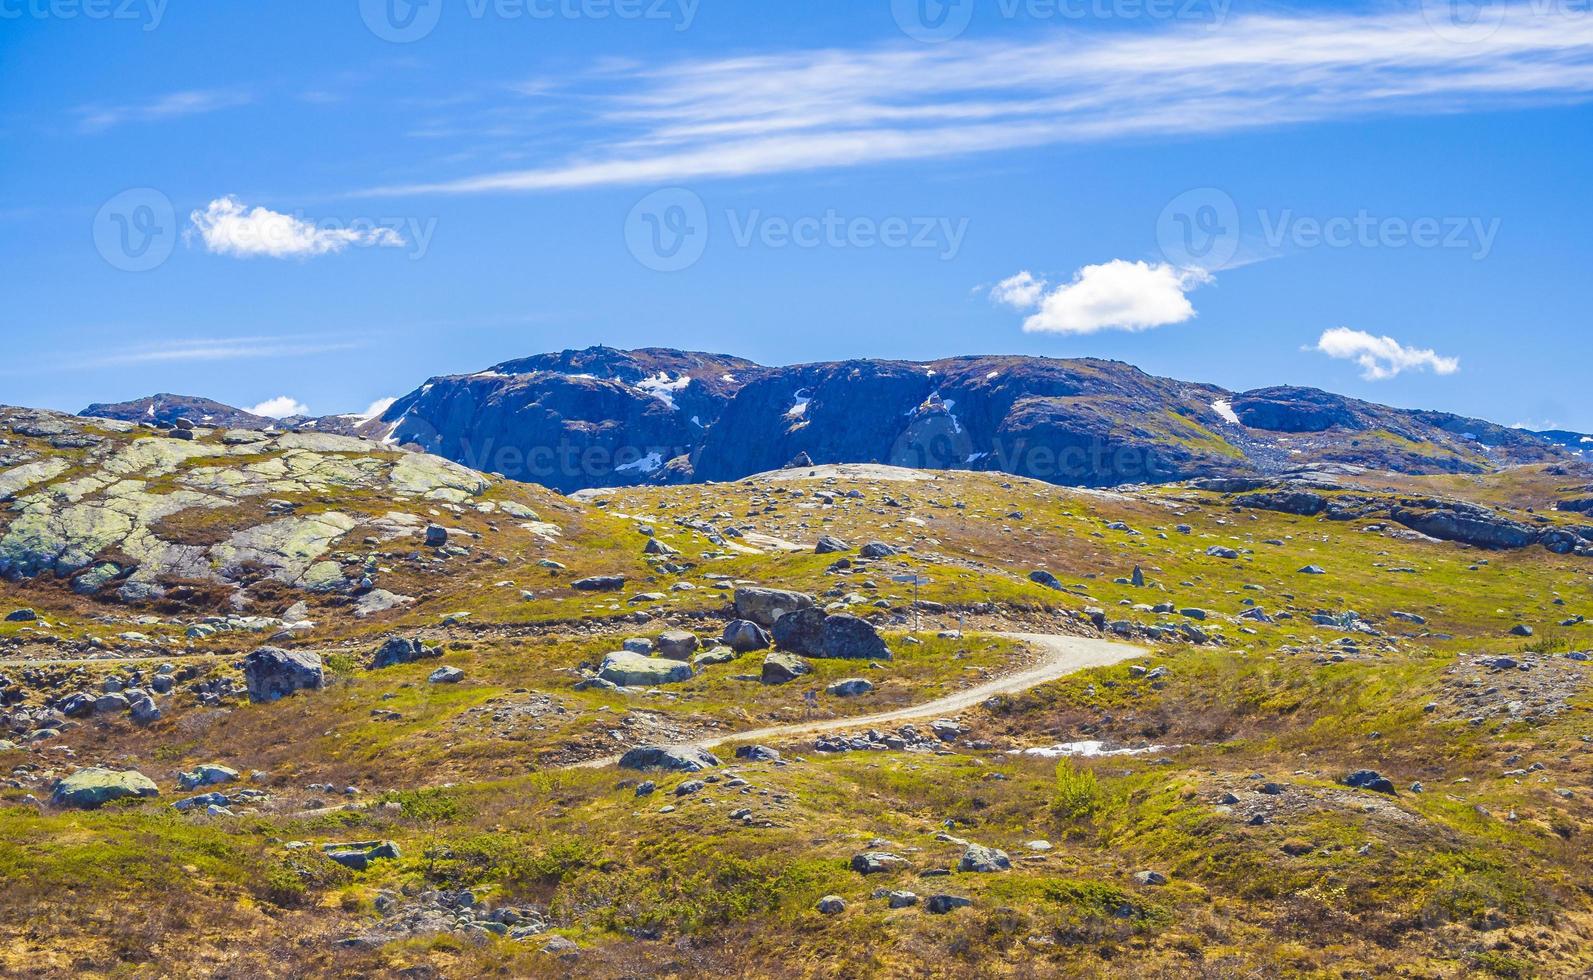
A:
75;88;255;133
84;335;363;368
360;5;1593;197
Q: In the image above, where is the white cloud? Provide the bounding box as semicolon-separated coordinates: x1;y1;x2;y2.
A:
1004;260;1210;335
360;396;397;420
989;271;1048;310
188;197;405;259
1310;327;1460;381
362;7;1593;196
249;396;310;419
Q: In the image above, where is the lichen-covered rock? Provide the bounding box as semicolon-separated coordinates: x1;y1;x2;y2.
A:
51;767;159;809
598;651;693;687
733;587;815;628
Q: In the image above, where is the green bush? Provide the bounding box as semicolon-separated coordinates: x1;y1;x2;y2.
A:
1053;760;1101;819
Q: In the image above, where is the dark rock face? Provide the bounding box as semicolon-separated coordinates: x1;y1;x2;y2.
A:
1390;502;1539;550
1232;490;1328;516
770;607;827;656
243;647;324;703
818;615;892;660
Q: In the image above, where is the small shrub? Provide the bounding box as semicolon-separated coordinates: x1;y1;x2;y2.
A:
1053;760;1101;819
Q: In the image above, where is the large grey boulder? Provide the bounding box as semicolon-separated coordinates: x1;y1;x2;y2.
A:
819;615;892;660
733;587;815;628
51;767;158;809
243;647;324;703
655;630;699;661
771;606;827;656
369;637;441;669
598;651;693;687
617;745;720;773
722;619;771;653
814;535;851;555
761;651;811;684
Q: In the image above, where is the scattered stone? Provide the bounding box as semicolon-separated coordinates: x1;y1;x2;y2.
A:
428;666;465;684
958;844;1011;873
827;678;874;697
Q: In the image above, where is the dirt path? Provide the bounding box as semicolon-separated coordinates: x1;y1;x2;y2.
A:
572;632;1145;769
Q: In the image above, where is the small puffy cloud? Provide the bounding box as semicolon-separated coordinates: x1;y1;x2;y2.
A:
1310;327;1459;381
997;259;1210;335
360;396;397;420
988;271;1048;310
250;396;310;418
189;196;404;258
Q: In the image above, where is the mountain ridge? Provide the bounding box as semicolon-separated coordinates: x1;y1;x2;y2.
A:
81;347;1587;493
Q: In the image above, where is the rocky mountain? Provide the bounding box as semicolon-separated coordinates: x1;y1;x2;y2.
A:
364;347;1576;492
81;393;371;437
83;349;1586;494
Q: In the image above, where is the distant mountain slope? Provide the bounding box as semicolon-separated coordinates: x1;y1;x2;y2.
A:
81;393;279;431
82;349;1582;493
367;347;1572;491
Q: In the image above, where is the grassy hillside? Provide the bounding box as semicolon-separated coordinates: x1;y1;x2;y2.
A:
0;417;1588;977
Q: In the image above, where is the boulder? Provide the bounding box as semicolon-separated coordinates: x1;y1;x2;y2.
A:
129;695;161;724
926;894;971;915
1232;490;1328;516
598;651;693;687
643;537;678;556
958;844;1011;873
827;678;874;697
655;629;700;661
771;607;828;656
820;615;892;660
428;666;465;684
815;895;846;915
1029;570;1063;590
51;768;158;809
177;764;239;791
243;647;325;703
733;587;815;628
424;524;448;547
617;745;720;773
1342;769;1397;795
814;535;851;555
572;576;626;592
1132;870;1169;886
324;840;401;871
370;637;441;670
1206;546;1240;559
859;542;898;559
734;744;781;762
4;608;37;623
851;852;910;874
761;652;811;684
722;619;771;653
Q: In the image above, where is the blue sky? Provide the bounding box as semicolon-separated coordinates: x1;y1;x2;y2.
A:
3;0;1592;430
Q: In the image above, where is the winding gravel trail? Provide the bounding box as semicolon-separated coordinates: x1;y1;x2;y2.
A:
572;632;1146;769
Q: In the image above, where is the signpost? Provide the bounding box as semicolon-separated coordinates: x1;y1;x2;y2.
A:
891;573;932;633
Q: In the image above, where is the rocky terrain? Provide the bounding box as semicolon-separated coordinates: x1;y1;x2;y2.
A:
86;348;1587;495
2;399;1591;978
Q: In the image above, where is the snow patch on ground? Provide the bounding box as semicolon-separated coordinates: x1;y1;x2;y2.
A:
785;389;812;419
635;372;691;410
615;451;664;474
1011;740;1173;759
1211;400;1241;425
